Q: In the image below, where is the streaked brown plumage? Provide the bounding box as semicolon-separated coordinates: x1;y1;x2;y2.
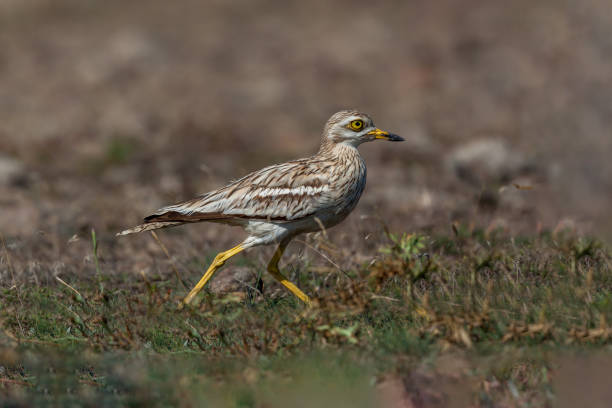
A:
118;110;403;305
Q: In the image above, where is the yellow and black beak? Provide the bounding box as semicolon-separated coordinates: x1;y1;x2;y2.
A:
367;128;404;142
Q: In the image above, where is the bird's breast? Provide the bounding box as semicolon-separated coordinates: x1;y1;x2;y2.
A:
328;149;367;215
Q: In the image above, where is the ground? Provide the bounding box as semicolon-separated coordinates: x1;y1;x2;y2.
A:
1;0;611;406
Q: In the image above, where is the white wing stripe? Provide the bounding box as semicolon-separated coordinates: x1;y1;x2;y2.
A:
256;185;328;198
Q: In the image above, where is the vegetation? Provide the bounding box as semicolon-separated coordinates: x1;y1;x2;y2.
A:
1;228;610;406
2;0;612;406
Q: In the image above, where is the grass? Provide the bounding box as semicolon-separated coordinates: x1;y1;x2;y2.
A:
1;227;611;406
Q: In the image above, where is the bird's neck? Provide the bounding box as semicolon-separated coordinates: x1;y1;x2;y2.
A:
318;139;362;158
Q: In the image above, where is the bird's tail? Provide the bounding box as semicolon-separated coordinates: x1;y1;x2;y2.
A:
117;205;231;237
116;221;184;236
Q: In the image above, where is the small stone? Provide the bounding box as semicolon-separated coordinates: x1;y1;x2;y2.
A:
208;267;253;294
0;155;26;187
446;139;532;186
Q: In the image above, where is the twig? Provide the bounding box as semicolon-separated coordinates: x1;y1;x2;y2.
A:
1;233;24;336
295;238;350;279
91;229;104;295
369;294;400;302
0;378;31;387
313;217;329;240
0;232;16;286
150;231;186;289
55;276;86;303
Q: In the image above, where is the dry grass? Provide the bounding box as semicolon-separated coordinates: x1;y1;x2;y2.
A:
1;227;610;406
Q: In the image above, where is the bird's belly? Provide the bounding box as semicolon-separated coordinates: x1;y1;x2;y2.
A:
292;202;358;234
241;210;350;247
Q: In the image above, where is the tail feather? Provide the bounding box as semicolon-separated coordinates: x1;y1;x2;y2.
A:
144;211;227;223
116;221;184;236
117;211;230;237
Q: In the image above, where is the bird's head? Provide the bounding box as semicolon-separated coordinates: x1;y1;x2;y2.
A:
322;110;404;148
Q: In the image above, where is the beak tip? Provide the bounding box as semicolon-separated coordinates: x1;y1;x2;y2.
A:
371;129;404;141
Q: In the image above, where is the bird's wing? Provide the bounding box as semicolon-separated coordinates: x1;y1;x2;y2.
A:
146;157;337;222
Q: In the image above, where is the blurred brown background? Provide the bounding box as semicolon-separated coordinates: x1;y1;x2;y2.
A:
1;0;611;279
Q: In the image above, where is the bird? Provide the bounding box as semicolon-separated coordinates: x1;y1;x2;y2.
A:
117;110;403;306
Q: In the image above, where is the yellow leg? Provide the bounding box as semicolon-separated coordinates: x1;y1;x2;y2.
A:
181;244;245;306
267;241;311;305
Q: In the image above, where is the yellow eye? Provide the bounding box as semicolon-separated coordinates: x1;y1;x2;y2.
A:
349;120;364;131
